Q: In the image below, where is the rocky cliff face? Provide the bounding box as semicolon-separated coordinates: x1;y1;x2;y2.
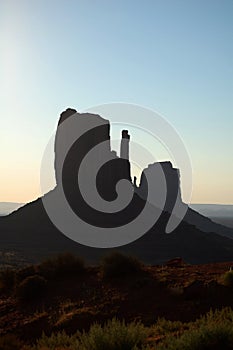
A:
137;161;182;213
54;108;111;188
54;108;134;227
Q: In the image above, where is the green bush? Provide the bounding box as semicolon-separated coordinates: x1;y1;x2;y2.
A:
21;309;233;350
157;323;233;350
32;319;147;350
101;252;143;279
222;271;233;288
78;318;147;350
32;330;79;350
38;253;85;279
0;268;16;293
151;318;186;337
154;309;233;350
197;307;233;327
16;275;47;301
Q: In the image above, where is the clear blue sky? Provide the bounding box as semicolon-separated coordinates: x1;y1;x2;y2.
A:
0;0;233;203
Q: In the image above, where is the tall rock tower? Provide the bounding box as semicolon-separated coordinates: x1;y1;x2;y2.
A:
120;130;130;160
53;108;132;215
54;108;111;188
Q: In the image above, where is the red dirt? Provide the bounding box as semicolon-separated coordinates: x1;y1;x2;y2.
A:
1;261;233;341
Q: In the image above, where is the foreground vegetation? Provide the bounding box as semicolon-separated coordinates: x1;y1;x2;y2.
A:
0;253;233;349
1;308;233;349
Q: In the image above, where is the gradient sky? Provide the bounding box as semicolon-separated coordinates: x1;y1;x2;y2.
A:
0;0;233;204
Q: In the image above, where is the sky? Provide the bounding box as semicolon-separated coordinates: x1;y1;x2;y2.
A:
0;0;233;204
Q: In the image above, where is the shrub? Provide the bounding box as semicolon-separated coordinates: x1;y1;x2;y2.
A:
101;252;143;279
78;318;147;350
222;271;233;288
32;331;79;350
32;319;147;350
152;318;186;337
16;275;47;301
25;309;233;350
38;253;85;279
157;323;233;350
154;309;233;350
0;268;16;293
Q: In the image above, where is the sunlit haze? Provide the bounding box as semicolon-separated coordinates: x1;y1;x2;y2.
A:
0;0;232;204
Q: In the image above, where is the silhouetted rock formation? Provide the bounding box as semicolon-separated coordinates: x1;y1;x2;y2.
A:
137;161;182;213
1;107;233;265
120;130;130;160
55;108;132;204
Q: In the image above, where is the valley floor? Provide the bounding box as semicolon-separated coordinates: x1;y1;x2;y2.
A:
1;257;233;346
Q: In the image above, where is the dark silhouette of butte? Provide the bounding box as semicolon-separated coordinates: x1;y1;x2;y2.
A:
1;108;233;265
